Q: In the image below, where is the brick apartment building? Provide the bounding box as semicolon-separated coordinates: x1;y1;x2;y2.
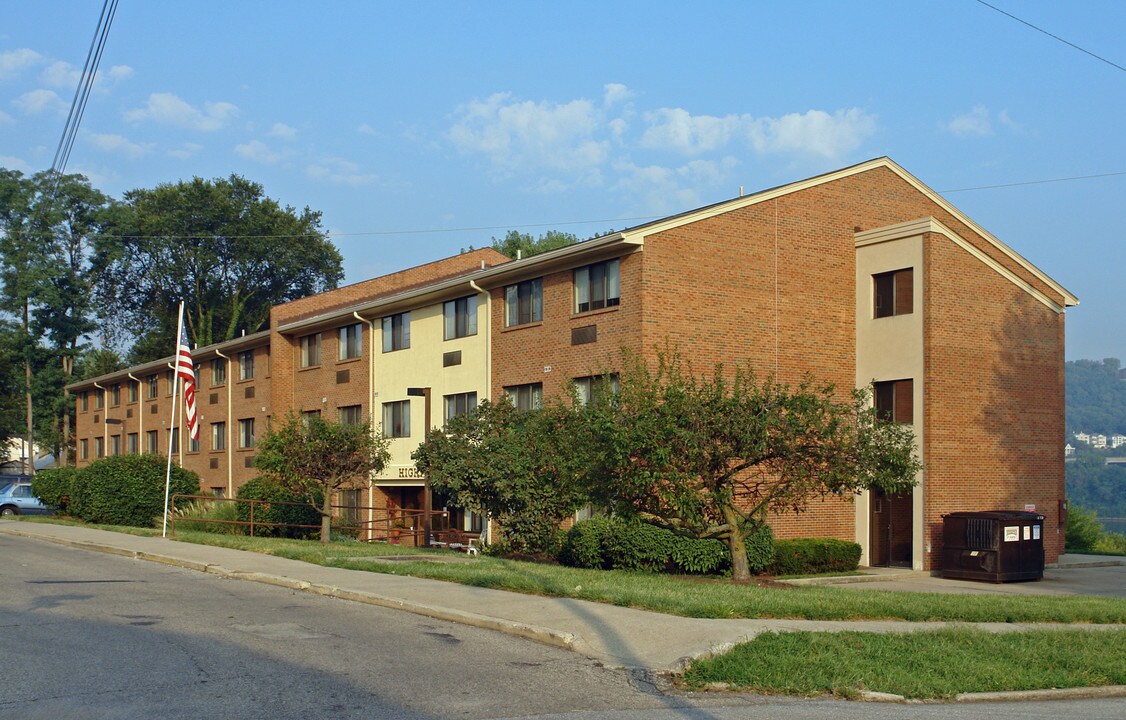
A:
70;157;1077;569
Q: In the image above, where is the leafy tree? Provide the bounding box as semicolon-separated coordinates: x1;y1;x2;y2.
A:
254;412;390;543
490;229;581;260
413;399;593;555
1065;358;1126;436
582;352;921;582
93;175;344;360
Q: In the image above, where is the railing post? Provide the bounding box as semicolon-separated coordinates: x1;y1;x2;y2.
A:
250;499;256;537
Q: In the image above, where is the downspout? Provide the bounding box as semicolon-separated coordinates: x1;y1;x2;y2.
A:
354;311;377;541
128;373;141;454
92;381;107;458
214;349;233;497
468;279;492;545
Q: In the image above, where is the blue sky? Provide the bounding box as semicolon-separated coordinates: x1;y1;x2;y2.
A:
2;1;1123;361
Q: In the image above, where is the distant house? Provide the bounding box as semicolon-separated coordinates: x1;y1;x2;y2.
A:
1065;443;1076;457
1112;434;1126;450
1075;432;1091;445
1092;434;1108;449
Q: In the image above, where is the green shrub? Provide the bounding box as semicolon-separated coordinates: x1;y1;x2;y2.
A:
560;516;614;568
235;475;322;539
669;533;730;575
1066;504;1109;552
770;538;862;576
172;498;245;535
31;467;80;513
744;522;775;574
68;454;200;527
561;516;735;575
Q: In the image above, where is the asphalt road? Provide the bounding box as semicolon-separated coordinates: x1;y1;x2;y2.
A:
3;534;1124;720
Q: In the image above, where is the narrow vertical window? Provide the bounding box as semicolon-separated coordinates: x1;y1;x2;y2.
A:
505;279;543;327
382;400;411;438
381;313;410;352
300;333;322;367
443;296;478;339
339;323;363;360
874;268;913;318
239;350;255;380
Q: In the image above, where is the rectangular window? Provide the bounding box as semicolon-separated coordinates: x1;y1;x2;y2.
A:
146;430;159;454
239;350;255;380
95;390;104;409
188;434;200;453
874;268;913;318
381;312;410;352
80;392;88;412
212;358;227;385
443;296;478;339
574;259;621;313
147;375;158;399
111;384;120;406
110;435;121;456
211;422;226;451
300;333;322;368
874;379;914;424
170;429;180;454
504;383;543;412
238;418;256;449
382;400;411;438
339;323;363;360
95;436;104;458
339;404;363;426
574;374;620;406
127;433;138;454
80;438;88;460
443;392;478;423
505;278;543;327
127;381;138;404
339;488;361;525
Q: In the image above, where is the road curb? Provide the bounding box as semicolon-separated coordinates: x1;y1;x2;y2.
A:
954;684;1126;702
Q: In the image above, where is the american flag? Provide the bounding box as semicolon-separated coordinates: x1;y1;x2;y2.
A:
177;323;199;440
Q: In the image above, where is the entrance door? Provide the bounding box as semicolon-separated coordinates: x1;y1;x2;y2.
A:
869;488;913;567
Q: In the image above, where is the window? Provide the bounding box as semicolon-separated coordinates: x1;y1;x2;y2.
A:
339;488;361;525
188;433;200;453
874;268;913;318
169;429;179;454
339;405;363;426
211;487;226;499
504;383;543;412
212;358;227;385
443;296;478;339
505;278;542;327
94;437;104;458
573;374;619;406
574;259;620;313
339;323;363;360
111;384;121;406
80;392;88;412
238;418;256;449
127;433;138;454
382;400;410;438
147;375;158;399
127;381;138;404
382;313;410;352
300;333;321;368
80;438;88;460
166;370;175;395
110;435;121;456
874;379;913;424
239;350;255;380
146;430;159;454
95;390;104;409
211;422;226;451
444;392;477;422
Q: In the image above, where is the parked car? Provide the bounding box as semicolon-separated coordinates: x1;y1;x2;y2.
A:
0;480;52;516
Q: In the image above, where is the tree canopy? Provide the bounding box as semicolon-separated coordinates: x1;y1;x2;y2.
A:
490;229;581;260
254;412;390;542
94;174;344;360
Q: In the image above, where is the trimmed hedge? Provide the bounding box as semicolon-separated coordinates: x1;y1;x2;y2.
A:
31;467;80;513
69;454;200;527
235;475;322;539
560;516;735;576
770;538;862;576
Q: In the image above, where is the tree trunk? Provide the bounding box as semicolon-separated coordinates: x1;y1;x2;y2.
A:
722;503;751;583
320;489;333;543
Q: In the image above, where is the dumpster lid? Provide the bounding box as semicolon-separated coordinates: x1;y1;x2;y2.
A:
942;510;1045;521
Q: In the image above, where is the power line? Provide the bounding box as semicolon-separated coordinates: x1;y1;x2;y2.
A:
975;0;1126;73
939;170;1126;193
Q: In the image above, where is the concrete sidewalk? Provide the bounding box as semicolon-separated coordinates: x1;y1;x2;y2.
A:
2;520;1123;678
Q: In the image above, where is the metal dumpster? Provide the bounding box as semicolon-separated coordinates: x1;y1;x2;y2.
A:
941;510;1045;582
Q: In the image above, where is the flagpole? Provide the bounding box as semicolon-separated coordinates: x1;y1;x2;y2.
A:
162;302;185;538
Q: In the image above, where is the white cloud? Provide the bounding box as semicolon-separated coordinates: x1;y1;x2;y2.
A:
306;157;376;185
640;108;743;155
40;60;79;87
12;88;65;115
0;109;13;125
107;65;134;81
0;154;31;172
87;132;151;158
603;83;632;107
356;123;377;135
124;92;238;131
235;139;281;164
747;108;877;158
448;92;609;182
167;143;203;160
945;106;993;137
268;122;296;139
0;48;41;81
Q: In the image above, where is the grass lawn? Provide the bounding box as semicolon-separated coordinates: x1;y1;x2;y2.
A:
25;517;1126;624
682;628;1126;699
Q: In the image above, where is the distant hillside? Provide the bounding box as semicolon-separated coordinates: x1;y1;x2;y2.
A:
1066;358;1126;436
